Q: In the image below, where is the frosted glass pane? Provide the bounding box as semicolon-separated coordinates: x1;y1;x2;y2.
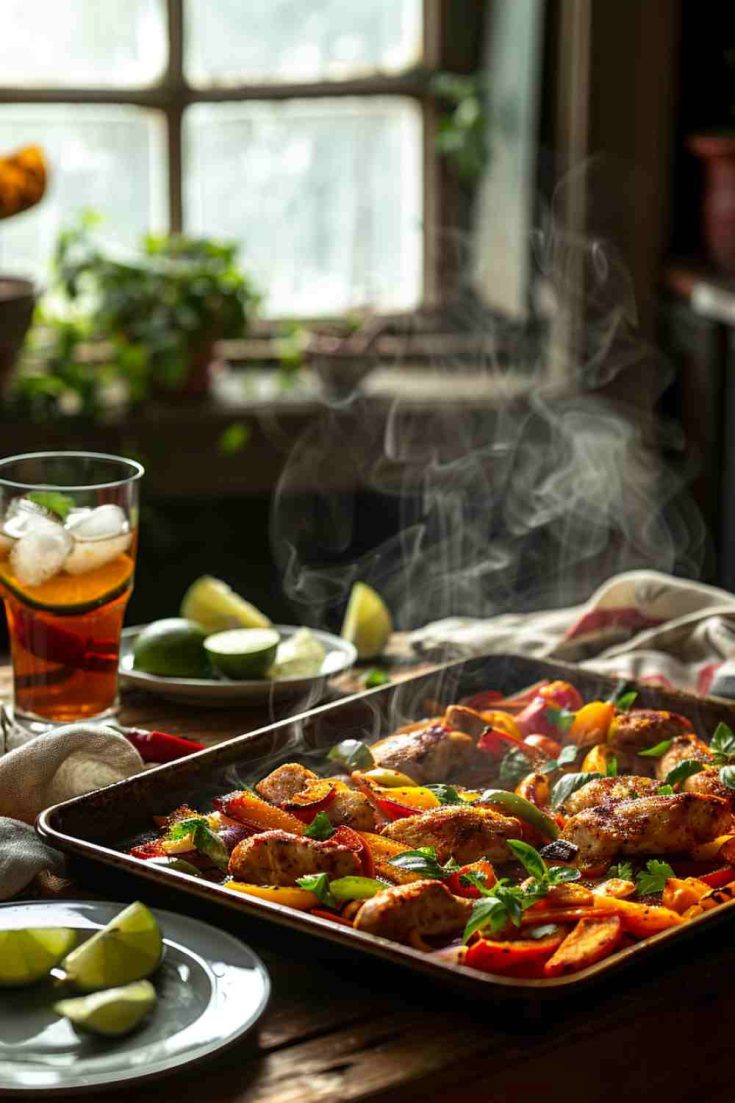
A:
184;99;422;317
0;106;166;281
185;0;423;85
0;0;167;87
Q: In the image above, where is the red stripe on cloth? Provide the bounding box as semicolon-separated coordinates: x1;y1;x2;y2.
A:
564;606;663;641
697;662;721;696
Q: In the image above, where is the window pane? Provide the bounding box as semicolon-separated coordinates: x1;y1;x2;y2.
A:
184;99;422;317
0;0;167;87
0;106;166;280
185;0;423;86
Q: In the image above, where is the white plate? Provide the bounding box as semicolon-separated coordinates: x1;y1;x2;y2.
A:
0;900;270;1094
119;624;357;707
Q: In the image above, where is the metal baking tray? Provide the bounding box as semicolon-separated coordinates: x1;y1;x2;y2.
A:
38;653;735;998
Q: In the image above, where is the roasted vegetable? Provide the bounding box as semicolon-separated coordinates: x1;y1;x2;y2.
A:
466;931;565;978
543;916;622;976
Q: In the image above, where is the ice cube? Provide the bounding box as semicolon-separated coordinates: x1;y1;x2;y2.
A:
10;520;73;587
3;497;57;540
64;532;132;575
66;504;129;541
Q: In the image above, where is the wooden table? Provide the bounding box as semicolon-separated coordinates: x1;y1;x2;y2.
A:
4;666;735;1102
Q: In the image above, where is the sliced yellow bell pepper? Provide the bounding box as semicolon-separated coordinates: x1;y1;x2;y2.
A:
223;881;318;909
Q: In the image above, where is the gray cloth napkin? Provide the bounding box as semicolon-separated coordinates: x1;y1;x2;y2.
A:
0;723;143;900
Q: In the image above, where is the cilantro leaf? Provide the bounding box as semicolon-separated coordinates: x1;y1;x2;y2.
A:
719;765;735;790
463;894;515;941
166;815;208;842
657;784;674;796
639;739;674;758
614;690;638;711
608;860;634;881
364;669;390;689
550;772;603;809
546;865;581;885
167;816;228;871
710;723;735;763
27;490;74;521
388;847;459;880
664;759;704;787
304;811;335;840
425;783;465;806
635;859;674;896
507;838;546;880
606;756;619;777
327;739;374;770
540;743;580;775
297;872;336;908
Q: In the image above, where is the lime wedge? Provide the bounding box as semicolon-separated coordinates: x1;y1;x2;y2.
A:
181;575;271;633
54;979;157;1037
341;582;392;659
204;627;280;679
0;928;77;987
270;628;326;678
59;902;162;992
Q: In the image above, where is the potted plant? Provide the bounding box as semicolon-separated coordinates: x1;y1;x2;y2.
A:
0;145;46;397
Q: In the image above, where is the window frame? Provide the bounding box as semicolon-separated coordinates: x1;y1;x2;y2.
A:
0;0;484;314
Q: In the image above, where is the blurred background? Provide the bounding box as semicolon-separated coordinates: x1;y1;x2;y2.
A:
0;0;733;642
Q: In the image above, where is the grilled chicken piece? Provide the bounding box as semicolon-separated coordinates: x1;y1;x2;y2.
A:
228;829;360;886
562;775;658;815
354;879;472;946
608;710;692;756
255;762;376;831
656;734;712;780
371;720;485;785
561;793;732;867
685;769;735;805
381;805;520;863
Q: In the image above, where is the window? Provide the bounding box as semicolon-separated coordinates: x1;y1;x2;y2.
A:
0;0;437;318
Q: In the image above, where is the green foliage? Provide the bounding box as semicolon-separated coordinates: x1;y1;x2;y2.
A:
12;211;260;421
431;72;488;181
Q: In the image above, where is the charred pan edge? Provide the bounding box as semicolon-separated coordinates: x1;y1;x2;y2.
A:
36;652;735;998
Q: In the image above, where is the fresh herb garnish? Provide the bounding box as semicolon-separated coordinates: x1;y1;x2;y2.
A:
540;743;580;775
614;690;638;711
606;756;619;777
27;490;74;521
498;748;534;788
462;840;580;942
550;772;603;809
364;669;390;689
664;759;704;788
167;816;229;872
639;739;674;758
719;765;735;790
657;784;675;796
608;860;634;881
388;846;459;880
635;859;674;896
710;723;735;763
297;872;336;908
425;783;465;805
327;739;375;770
546;707;575;733
304;811;335;840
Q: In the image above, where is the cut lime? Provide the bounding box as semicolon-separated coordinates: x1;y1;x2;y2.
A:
0;928;77;987
133;618;211;678
270;628;326;678
54;979;157;1037
59;901;163;992
341;582;392;659
204;627;280;679
181;575;271;633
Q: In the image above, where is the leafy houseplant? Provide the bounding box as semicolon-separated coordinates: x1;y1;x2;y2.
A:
13;213;260;418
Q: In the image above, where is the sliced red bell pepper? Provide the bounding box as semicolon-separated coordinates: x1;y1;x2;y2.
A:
281;780;337;824
446;860;496;899
523;734;562;758
515;697;566;740
696;866;735;889
124;727;206;763
477;726;528;758
537;680;584;712
330;825;375;878
130;838;166;860
310;908;354;926
465;932;565;977
374;794;426;822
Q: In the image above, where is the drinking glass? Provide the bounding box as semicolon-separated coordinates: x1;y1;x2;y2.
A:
0;451;143;727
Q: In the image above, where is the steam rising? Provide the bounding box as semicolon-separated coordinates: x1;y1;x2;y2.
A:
271;167;705;633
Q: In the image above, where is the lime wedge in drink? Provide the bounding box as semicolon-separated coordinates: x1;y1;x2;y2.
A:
54;979;157;1037
181;576;271;633
133;618;211;678
340;582;392;659
59;901;162;992
204;627;280;679
0;928;77;987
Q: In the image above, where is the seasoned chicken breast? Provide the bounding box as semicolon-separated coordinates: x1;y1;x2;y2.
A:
381;804;520;863
562;775;658;815
656;735;712;780
354;880;472;946
255;762;376;831
228;829;361;886
608;710;692;756
562;793;732;867
371;721;485;785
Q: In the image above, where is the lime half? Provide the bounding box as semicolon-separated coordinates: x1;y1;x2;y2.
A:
133;618;210;678
0;928;77;987
204;627;280;679
59;901;162;992
54;979;157;1037
341;582;392;659
181;576;271;633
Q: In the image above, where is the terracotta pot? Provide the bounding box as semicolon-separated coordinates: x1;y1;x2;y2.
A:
688;132;735;273
0;276;35;397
